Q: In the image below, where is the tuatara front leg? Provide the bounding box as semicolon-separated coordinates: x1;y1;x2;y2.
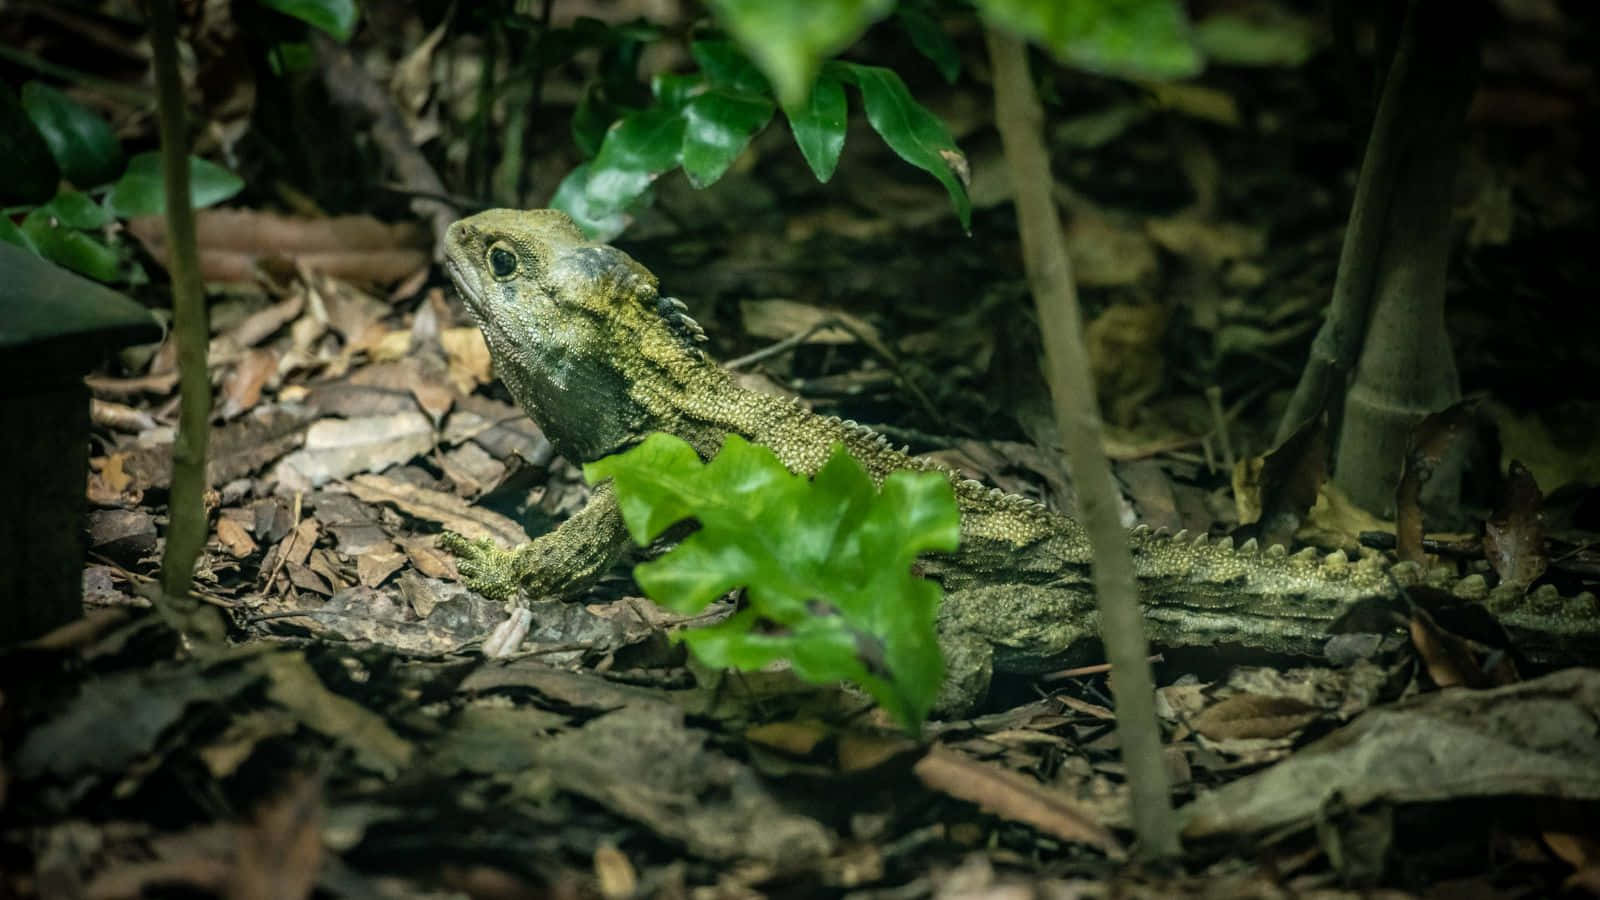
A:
441;480;631;655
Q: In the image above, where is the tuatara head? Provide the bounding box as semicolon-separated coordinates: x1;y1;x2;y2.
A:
444;208;710;463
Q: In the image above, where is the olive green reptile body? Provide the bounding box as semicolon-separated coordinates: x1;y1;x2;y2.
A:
442;209;1599;711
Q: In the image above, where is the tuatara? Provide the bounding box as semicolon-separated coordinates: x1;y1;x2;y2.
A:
441;208;1598;712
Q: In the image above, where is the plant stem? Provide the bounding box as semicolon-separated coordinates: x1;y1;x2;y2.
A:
1274;2;1414;446
985;28;1179;860
149;0;211;603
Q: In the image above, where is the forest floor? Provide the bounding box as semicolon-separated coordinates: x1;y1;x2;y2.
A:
4;1;1600;897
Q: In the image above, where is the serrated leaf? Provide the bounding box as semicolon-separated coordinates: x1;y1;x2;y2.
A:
681;88;774;188
833;62;970;231
257;0;359;40
981;0;1202;81
20;207;124;282
104;153;244;218
785;74;847;183
710;0;895;108
20;81;123;187
585;433;959;733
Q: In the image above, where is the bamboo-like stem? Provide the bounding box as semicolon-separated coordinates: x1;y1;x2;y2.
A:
985;28;1179;860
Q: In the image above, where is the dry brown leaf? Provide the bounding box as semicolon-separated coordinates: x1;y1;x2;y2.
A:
745;720;830;756
912;745;1124;857
1187;692;1324;741
1407;602;1519;690
130;210;428;285
222;294;305;350
270;412;436;493
229;774;323;900
356;547;407;587
1145;217;1263;266
1483;461;1548;588
1396;401;1478;563
1065;210;1159;287
217;348;279;421
1087;303;1169;426
441;326;494;389
90;398;158;433
592;844;637;900
346;474;527;548
1233;415;1327;547
399;536;458;579
309;270;391;343
216;517;258;558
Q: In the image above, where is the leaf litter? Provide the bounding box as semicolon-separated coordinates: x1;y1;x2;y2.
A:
5;3;1600;896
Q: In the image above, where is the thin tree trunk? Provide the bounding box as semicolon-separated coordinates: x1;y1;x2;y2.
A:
985;28;1179;860
149;0;212;606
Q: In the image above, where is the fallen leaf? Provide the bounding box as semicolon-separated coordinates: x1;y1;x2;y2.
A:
1188;693;1325;741
216;517;258;558
346;474;526;548
230;773;323;900
913;745;1124;857
270;411;437;492
1181;668;1600;838
1483;461;1548;588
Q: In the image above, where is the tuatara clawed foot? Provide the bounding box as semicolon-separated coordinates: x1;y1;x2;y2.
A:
440;532;525;601
483;607;534;657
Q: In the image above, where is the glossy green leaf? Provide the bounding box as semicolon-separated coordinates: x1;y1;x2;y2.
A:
20;82;123;187
681;89;774;188
1193;9;1316;67
104;153;244;219
585;432;959;734
651;72;705;111
980;0;1202;80
690;40;771;96
834;63;970;230
40;189;110;229
897;4;961;83
0;84;60;204
21;207;123;282
549;163;631;241
256;0;359;40
785;74;848;183
710;0;894;108
561;106;685;234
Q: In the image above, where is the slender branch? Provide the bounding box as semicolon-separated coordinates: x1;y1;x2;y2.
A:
1274;1;1416;444
148;0;211;606
985;28;1179;860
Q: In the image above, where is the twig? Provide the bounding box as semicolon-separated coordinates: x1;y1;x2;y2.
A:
1205;385;1236;472
724;319;849;369
726;315;956;433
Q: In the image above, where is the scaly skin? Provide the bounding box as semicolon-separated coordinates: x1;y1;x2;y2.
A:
442;209;1600;712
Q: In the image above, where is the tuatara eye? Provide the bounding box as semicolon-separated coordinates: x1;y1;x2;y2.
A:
487;244;517;279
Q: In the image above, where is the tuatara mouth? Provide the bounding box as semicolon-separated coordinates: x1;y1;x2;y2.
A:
444;257;488;322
